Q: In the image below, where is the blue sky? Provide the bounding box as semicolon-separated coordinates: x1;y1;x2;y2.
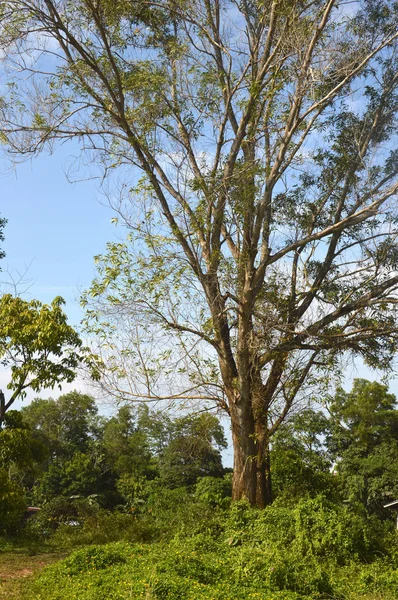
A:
0;142;122;408
1;143;117;325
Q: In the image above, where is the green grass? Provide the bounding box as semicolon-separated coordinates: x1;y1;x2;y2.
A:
22;541;305;600
5;495;398;600
18;538;398;600
0;536;66;600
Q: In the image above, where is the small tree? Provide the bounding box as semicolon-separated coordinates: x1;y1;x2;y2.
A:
0;294;85;425
157;413;227;488
1;0;398;506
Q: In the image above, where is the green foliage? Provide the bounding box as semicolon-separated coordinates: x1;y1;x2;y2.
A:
24;491;398;600
271;409;335;500
61;543;128;574
5;379;398;599
102;405;155;479
0;412;46;535
20;392;121;507
194;474;232;508
157;414;226;488
22;392;101;457
327;379;398;515
0;410;47;469
14;392;229;521
24;542;148;600
26;495;100;537
0;468;26;534
37;453;105;500
0;295;86;421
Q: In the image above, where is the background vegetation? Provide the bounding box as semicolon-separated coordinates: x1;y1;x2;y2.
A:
2;380;398;598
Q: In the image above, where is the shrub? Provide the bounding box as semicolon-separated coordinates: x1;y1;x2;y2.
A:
61;543;129;574
22;494;398;600
51;509;157;547
0;468;26;534
194;474;232;508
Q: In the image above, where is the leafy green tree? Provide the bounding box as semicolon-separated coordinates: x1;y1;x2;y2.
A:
2;1;398;506
0;410;47;470
104;407;227;491
21;392;117;504
327;380;398;455
37;451;106;500
22;392;101;458
0;468;26;534
23;392;106;500
135;406;175;457
102;405;155;479
0;410;47;531
327;379;398;515
0;295;86;425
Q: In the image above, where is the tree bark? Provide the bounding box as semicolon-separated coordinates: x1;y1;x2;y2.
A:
255;421;273;508
230;401;273;507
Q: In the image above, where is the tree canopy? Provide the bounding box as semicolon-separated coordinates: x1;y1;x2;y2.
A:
11;391;228;509
1;0;398;506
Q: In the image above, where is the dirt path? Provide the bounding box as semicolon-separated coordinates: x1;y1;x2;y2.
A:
0;552;64;599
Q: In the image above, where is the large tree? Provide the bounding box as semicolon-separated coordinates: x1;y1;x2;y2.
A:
1;0;398;507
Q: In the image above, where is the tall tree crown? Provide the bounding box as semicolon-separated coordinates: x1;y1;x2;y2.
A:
1;0;398;505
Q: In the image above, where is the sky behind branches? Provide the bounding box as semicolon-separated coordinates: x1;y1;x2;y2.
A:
0;143;118;406
1;135;398;429
1;130;398;472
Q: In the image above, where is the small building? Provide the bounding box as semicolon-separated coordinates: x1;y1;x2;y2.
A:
24;507;41;520
383;500;398;529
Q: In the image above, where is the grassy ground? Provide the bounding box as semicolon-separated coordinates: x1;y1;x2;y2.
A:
0;537;65;600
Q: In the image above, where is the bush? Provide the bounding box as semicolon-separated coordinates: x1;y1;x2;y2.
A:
51;509;157;547
61;543;128;574
0;468;26;534
27;495;101;536
224;494;391;563
26;540;306;600
194;474;232;508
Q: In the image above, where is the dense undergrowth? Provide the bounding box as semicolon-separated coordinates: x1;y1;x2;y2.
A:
19;492;398;600
4;382;398;598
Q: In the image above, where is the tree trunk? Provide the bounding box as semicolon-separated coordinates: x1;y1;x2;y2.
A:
230;403;273;507
255;421;273;509
0;390;5;429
